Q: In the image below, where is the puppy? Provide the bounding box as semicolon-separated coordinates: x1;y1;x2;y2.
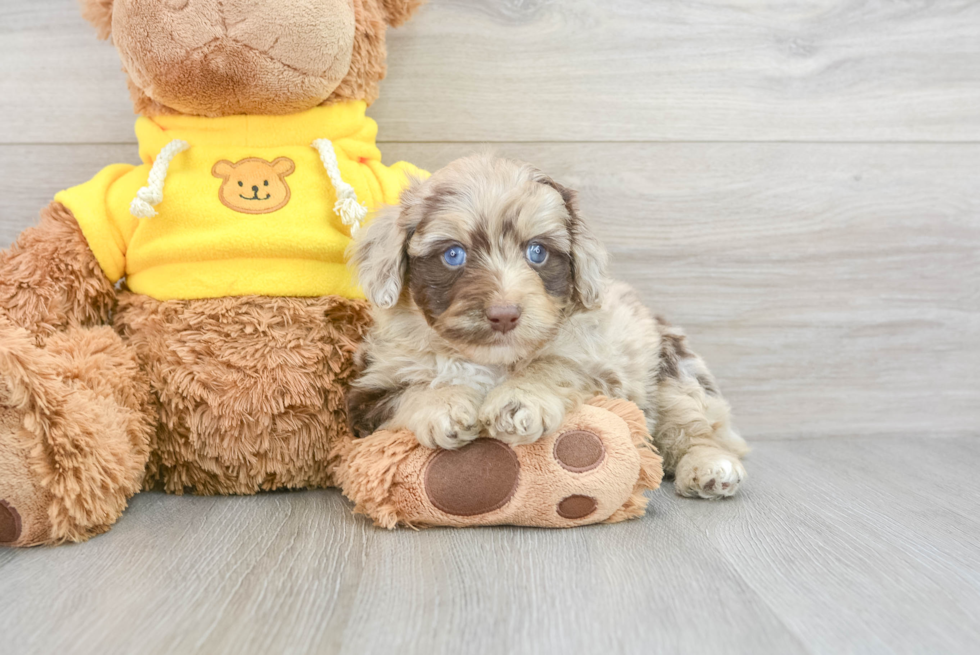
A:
347;154;748;499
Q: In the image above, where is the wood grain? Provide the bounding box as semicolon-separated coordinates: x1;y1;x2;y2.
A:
678;436;980;653
3;142;977;440
3;0;980;144
1;438;978;654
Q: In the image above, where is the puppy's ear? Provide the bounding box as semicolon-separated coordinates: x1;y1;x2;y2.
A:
540;178;608;309
350;181;424;308
380;0;425;27
79;0;115;40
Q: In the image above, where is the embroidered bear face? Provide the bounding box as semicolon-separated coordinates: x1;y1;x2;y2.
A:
212;157;296;214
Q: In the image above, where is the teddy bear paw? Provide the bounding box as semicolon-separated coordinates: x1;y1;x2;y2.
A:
0;408;54;547
0;499;22;545
415;404;644;526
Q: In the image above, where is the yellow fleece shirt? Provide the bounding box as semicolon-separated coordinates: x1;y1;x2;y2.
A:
55;101;425;301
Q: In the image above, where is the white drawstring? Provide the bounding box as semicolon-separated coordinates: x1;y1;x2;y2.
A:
130;139;189;219
130;137;367;232
312;138;368;236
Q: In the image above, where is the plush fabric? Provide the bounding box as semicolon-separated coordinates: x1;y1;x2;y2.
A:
80;0;421;116
0;317;153;546
55;103;424;301
336;397;664;529
114;292;371;495
0;201;115;342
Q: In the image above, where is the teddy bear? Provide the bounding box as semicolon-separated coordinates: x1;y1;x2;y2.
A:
0;0;662;547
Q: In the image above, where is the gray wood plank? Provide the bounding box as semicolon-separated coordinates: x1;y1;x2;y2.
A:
0;491;371;655
335;503;805;655
675;436;980;654
2;142;977;440
3;0;980;144
2;437;979;654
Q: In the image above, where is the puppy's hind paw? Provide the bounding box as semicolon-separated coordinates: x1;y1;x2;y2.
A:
674;448;746;499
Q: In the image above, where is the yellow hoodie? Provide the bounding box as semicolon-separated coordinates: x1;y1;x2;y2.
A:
55;101;424;301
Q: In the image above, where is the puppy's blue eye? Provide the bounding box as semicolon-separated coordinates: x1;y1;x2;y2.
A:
443;246;467;267
526;242;548;265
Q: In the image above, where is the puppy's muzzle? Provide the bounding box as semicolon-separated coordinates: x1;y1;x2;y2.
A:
487;304;522;334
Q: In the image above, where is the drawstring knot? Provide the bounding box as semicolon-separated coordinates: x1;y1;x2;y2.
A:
130;139;189;218
312;138;368;235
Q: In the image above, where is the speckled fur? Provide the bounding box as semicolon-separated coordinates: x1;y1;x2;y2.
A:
350;155;750;499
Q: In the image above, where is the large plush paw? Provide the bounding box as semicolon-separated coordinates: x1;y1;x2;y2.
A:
340;399;665;529
479;386;566;446
407;393;481;450
674;447;746;499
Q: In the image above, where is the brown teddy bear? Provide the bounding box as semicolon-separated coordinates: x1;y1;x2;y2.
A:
0;0;662;547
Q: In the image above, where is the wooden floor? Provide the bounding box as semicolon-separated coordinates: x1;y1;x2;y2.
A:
1;1;979;653
2;437;980;654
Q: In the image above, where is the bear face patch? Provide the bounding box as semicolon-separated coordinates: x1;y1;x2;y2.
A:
212;157;295;214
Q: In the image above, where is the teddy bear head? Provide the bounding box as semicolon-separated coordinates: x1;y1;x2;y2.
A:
79;0;422;117
212;157;296;214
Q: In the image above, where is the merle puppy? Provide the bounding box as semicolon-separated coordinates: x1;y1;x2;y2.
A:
347;154;748;498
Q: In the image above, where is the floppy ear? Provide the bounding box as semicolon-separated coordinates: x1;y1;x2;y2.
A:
540;178;608;310
79;0;115;40
271;157;295;177
349;181;424;308
380;0;425;27
211;160;235;179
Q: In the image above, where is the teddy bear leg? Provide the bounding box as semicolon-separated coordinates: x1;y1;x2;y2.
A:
0;322;154;547
338;397;664;529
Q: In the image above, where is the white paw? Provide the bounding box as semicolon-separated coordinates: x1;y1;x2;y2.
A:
674;450;746;499
407;399;481;450
479;387;566;446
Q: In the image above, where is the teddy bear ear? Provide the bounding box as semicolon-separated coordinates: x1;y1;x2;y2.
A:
212;161;235;179
271;158;296;177
379;0;425;27
79;0;115;40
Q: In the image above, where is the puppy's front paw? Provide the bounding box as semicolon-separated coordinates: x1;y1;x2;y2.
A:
406;397;481;450
674;448;746;499
479;387;566;446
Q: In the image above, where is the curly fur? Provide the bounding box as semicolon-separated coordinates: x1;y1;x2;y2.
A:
350;154;750;498
0;202;115;343
0;317;153;545
113;293;372;495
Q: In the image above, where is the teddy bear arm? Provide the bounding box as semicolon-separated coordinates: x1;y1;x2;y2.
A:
0;201;115;341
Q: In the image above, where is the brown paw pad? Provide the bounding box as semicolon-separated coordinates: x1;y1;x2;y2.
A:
0;499;22;545
553;430;605;472
557;494;598;520
424;439;520;516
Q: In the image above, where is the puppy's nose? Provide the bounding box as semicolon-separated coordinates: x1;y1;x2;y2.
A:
252;185;260;193
487;305;522;333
